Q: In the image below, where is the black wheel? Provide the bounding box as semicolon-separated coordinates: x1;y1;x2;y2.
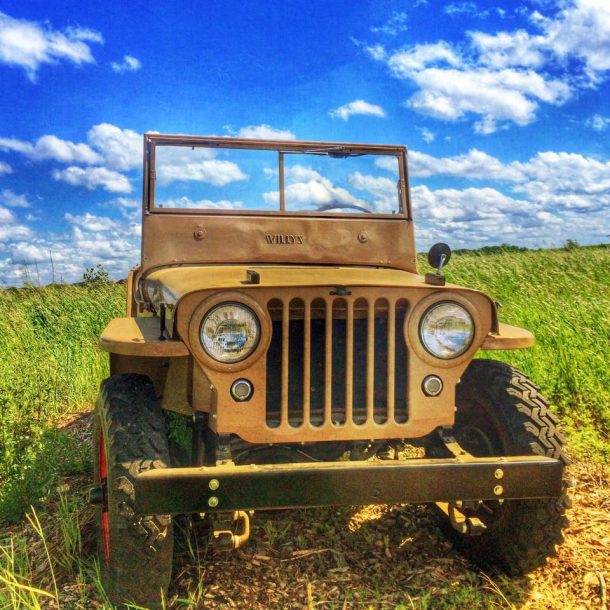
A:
93;374;174;608
439;359;570;575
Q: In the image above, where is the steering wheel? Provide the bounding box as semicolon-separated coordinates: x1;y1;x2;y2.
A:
317;202;373;213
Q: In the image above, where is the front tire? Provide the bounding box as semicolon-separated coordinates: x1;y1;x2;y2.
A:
93;374;174;608
440;359;570;575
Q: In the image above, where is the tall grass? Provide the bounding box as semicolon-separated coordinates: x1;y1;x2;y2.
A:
0;284;124;523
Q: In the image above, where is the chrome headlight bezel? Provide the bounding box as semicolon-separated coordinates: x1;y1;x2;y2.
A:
200;302;261;364
418;301;475;360
188;292;271;373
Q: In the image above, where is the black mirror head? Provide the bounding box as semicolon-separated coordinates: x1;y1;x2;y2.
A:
427;243;452;269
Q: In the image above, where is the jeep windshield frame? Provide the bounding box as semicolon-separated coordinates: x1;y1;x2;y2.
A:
144;134;412;220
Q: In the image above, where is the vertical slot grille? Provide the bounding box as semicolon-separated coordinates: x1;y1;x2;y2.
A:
265;294;409;429
373;299;389;425
394;299;409;423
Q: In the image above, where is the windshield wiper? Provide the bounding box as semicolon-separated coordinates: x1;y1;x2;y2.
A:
283;146;365;158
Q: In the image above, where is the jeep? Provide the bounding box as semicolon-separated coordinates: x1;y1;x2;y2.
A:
93;134;569;608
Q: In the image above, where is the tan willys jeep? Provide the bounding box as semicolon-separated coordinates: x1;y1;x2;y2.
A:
92;134;569;607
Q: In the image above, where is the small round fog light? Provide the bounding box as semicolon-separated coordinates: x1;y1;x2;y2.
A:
422;375;443;396
231;378;253;402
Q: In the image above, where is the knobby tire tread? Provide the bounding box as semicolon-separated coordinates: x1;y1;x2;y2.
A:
94;374;173;608
449;359;570;575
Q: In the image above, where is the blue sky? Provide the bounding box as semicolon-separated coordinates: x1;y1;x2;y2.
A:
0;0;609;283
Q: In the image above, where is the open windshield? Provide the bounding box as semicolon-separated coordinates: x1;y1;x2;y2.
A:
149;139;407;216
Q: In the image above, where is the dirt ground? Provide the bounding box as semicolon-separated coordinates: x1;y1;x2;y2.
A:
7;412;610;609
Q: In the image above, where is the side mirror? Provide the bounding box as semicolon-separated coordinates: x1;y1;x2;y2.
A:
425;243;452;286
427;242;452;270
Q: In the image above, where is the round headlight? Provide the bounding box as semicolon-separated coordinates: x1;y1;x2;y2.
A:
419;302;474;359
201;303;260;363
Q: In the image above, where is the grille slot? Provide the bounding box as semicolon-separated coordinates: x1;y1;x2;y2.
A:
266;296;408;429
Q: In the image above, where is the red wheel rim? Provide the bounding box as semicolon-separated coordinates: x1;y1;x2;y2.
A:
99;429;111;564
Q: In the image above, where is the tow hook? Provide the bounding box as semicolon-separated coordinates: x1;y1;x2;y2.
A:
212;511;251;549
436;501;487;536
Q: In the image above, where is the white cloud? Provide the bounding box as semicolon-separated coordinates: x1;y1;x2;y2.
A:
0;133;101;164
155;196;243;210
105;197;139;218
371;11;408;36
470;30;546;69
110;54;141;73
419;128;435;143
411;182;610;251
264;165;370;211
411;183;563;250
35;134;101;164
512;152;610;207
0;11;103;81
407;146;610;242
263;165;396;212
0;123;143;192
86;123;142;170
8;242;50;264
406;67;569;133
0;137;33;156
0;205;144;284
365;44;386;61
15;235;134;276
329;100;386;121
444;2;488;17
52;166;132;193
0;205;15;223
348;172;401;212
156;159;247;186
376;0;610;132
0;225;32;243
65;212;117;232
375;157;400;173
0;188;30;207
542;0;610;83
0;123;140;169
112;196;139;208
410;148;610;202
0;204;32;244
388;42;461;76
236;124;296;140
0;161;11;175
586;114;610;131
413;184;531;222
409;149;523;180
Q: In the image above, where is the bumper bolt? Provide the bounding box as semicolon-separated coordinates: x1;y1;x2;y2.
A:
209;479;220;491
494;469;504;479
208;496;219;508
494;485;504;496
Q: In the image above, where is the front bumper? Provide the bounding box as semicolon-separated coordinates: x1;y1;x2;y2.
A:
134;455;563;515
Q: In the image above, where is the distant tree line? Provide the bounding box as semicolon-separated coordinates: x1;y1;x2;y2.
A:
451;243;529;255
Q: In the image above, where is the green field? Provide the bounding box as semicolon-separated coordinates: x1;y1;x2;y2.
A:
0;246;608;609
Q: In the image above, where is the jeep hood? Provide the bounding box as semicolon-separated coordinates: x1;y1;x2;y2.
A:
140;265;496;325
